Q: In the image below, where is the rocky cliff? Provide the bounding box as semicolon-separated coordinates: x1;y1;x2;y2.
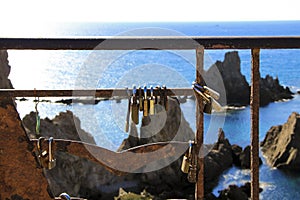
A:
261;112;300;170
205;51;293;106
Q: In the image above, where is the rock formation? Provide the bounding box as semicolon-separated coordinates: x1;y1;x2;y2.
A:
23;110;96;143
0;50;12;89
205;51;293;106
261;112;300;170
232;145;262;169
215;182;263;200
204;129;234;192
205;51;250;106
0;50;14;107
260;75;293;106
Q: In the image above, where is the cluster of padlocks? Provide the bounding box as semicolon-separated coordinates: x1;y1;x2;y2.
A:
181;140;197;183
37;137;56;170
192;81;222;114
125;85;169;132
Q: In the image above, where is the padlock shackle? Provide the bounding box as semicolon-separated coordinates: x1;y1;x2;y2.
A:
48;137;54;162
143;85;147;99
37;137;46;152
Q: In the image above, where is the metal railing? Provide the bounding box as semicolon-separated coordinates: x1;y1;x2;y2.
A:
1;36;300;200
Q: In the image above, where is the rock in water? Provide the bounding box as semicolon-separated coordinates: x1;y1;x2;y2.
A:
205;51;250;106
260;75;293;106
205;51;294;106
261;112;300;170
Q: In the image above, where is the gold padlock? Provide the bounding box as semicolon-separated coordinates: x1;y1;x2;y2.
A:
143;86;148;117
155;86;162;113
48;137;56;170
37;137;48;168
162;85;168;111
181;155;190;174
131;86;139;124
139;86;143;111
181;141;192;174
149;86;155;115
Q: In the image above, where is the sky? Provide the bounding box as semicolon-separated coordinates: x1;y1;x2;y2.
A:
1;0;300;23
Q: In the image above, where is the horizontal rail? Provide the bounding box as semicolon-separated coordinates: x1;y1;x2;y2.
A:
1;36;300;50
0;88;193;98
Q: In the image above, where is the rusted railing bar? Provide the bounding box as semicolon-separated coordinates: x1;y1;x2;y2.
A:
195;46;205;200
250;48;260;200
0;88;193;98
1;36;300;50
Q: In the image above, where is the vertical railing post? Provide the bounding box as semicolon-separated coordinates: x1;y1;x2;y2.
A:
251;48;260;200
195;45;205;200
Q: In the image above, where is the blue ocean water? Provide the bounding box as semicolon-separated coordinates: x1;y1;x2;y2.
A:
4;21;300;199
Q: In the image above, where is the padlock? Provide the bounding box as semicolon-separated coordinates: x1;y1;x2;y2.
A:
181;154;190;174
37;137;48;168
131;86;139;124
149;86;155;115
203;94;212;114
155;85;162;113
37;137;56;170
159;85;165;109
203;85;220;100
138;86;143;111
125;87;131;132
181;141;192;173
143;86;148;117
193;83;212;114
162;85;168;111
48;137;56;170
187;141;197;183
188;165;197;183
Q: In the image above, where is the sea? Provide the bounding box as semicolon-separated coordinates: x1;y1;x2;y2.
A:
2;21;300;199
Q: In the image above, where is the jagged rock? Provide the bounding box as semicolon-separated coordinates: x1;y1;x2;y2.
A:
216;182;263;200
204;129;233;192
231;144;242;167
239;146;262;169
218;184;248;200
23;110;96;143
0;50;12;89
260;75;293;106
114;188;153;200
205;51;250;106
0;50;14;107
205;51;293;106
261;112;300;170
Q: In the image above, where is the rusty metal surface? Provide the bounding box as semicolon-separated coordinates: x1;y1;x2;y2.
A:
0;88;194;98
195;46;205;200
1;36;300;50
31;139;189;175
250;49;260;200
0;105;52;199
